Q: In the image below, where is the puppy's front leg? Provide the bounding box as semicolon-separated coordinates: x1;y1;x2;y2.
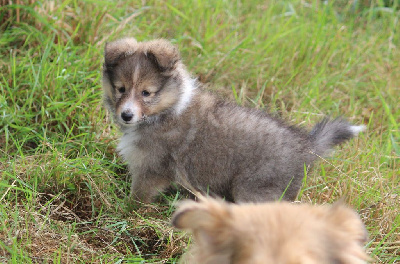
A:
129;171;170;203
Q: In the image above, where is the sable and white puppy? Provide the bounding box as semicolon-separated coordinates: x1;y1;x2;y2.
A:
172;198;369;264
102;38;364;203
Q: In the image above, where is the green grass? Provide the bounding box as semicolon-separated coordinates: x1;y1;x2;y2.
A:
1;0;399;263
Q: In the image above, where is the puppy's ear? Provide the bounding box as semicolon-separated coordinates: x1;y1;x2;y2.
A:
172;198;233;245
328;203;370;263
145;39;181;73
104;38;138;67
328;203;368;244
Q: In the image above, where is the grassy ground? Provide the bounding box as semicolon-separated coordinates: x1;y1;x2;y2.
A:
0;0;399;263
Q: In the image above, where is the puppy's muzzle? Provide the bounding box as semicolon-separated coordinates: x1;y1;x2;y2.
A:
121;111;134;122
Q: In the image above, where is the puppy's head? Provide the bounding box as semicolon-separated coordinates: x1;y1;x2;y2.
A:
102;38;187;126
172;198;369;264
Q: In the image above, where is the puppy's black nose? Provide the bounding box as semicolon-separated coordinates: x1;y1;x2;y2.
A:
121;111;133;122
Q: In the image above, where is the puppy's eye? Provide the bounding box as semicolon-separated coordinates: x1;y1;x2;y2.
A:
118;87;126;93
142;90;150;97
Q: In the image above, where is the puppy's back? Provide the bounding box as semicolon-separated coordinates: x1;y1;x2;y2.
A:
170;92;314;201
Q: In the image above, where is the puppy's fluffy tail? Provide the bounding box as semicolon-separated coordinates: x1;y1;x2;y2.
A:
308;118;365;157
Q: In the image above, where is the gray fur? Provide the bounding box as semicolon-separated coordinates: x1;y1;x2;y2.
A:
102;38;362;203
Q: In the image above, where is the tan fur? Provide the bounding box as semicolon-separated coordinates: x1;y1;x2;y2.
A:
147;90;179;115
173;198;369;264
102;68;114;104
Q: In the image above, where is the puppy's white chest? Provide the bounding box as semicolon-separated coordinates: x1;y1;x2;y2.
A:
117;131;144;166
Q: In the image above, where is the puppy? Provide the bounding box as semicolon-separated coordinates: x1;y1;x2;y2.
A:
102;38;364;203
172;198;369;264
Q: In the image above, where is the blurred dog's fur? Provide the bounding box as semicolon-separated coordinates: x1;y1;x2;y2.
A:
102;38;365;203
172;197;369;264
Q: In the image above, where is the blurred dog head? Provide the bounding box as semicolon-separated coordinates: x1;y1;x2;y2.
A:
102;38;194;127
172;198;369;264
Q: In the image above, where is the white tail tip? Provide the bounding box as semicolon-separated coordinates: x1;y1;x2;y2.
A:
350;125;366;136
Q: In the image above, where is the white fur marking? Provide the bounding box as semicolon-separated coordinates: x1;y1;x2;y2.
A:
350;125;366;136
133;64;140;84
174;66;196;115
117;130;142;165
